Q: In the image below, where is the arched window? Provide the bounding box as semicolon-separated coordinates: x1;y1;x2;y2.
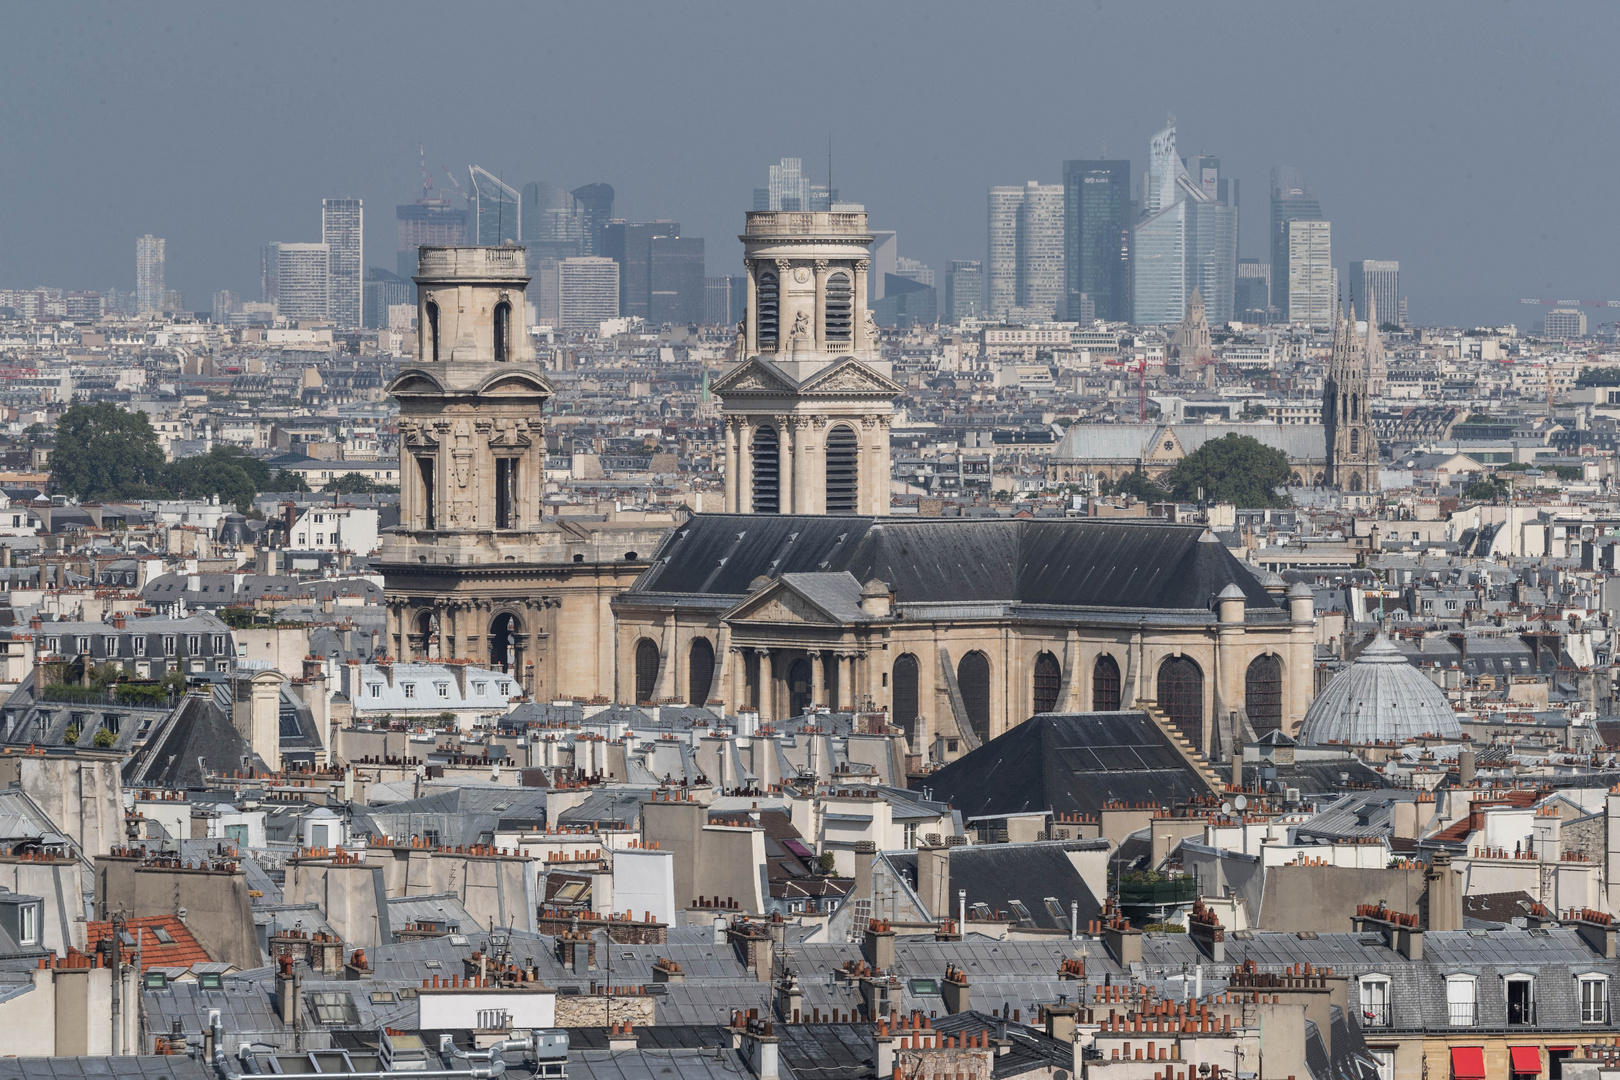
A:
756;271;779;347
634;638;661;704
1245;654;1283;736
1092;654;1121;712
493;300;510;362
1349;472;1364;492
892;653;919;744
825;272;853;342
416;457;435;530
751;425;780;513
957;651;991;744
688;638;715;705
1349;429;1360;453
425;300;440;361
415;610;439;660
489;612;520;671
1157;656;1204;751
825;424;859;513
788;658;813;718
1032;651;1061;715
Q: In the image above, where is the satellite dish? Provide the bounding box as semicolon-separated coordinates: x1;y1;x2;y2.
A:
1233;795;1249;811
1220;801;1234;816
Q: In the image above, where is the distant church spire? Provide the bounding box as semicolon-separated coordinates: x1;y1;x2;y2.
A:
1363;287;1386;396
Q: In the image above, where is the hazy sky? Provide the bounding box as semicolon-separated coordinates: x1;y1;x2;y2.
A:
2;2;1615;328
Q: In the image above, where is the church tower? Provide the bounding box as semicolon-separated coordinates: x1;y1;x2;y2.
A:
1363;287;1387;398
711;209;902;515
1323;300;1379;493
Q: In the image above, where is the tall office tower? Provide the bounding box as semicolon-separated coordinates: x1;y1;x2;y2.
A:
945;260;984;322
522;181;587;261
1544;309;1586;338
212;291;238;322
765;157;809;211
363;268;411;329
868;231;897;301
322;198;364;328
1350;260;1399;331
1270;168;1323;319
276;243;331;321
806;183;837;211
648;235;705;325
1062;159;1131;323
894;258;934;288
569;183;614;257
469;166;521;246
260;243;281;303
1132;198;1189;325
602;221;679;318
1145;123;1181;216
1235;259;1271;322
396;196;469;280
65;292;104;320
135;234;165;315
1286;220;1333;324
1132;131;1237;326
705;276;741;326
557;257;620;328
986;182;1065;319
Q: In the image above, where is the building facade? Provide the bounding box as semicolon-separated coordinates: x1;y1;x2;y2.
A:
603;221;679;318
1270;168;1322;319
396;197;469;281
987;183;1064;319
944;260;983;322
469;166;520;246
321;198;363;328
711;209;902;516
557;257;620;329
648;235;705;326
135;235;165;316
1286;219;1333;324
1323;302;1380;492
378;245;666;700
1350;259;1399;333
275;243;330;322
1062;159;1131;323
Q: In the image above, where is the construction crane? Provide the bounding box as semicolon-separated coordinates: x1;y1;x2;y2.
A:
440;164;470;203
1518;298;1620;308
418;143;433;196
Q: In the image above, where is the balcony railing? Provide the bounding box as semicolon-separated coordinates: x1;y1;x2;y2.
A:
1448;1002;1476;1027
1360;1002;1390;1028
744;211;869;235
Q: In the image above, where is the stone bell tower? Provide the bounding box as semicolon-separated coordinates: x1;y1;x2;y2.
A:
377;246;555;677
711;209;902;515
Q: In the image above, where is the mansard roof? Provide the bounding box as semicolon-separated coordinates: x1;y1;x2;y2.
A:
629;514;1283;615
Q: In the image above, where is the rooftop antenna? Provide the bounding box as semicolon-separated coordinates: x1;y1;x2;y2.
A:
419;144;432;196
827;134;833;209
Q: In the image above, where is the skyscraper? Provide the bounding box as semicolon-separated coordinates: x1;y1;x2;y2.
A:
522;181;587;261
1061;159;1131;323
1131;125;1237;325
765;157;808;211
322;198;363;328
1286;220;1333;325
135;234;165;315
986;182;1064;319
469;166;520;246
648;235;705;326
945;260;984;322
396;196;468;281
1349;260;1399;331
602;221;679;318
1270;168;1323;319
705;276;744;327
276;243;330;322
260;243;281;303
363;268;411;329
570;183;614;257
1235;258;1271;322
557;257;620;329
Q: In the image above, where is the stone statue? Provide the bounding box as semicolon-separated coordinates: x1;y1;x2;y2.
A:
789;310;811;355
864;309;879;341
735;319;745;357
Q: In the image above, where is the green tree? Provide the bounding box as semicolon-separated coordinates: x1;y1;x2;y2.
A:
271;470;312;493
1463;478;1501;502
1163;433;1293;508
162;446;271;512
1109;470;1171;503
50;403;166;500
326;472;398;495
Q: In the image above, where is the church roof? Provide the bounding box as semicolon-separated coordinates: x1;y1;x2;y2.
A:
1297;634;1464;746
629;515;1286;616
908;712;1218;819
1050;422;1326;463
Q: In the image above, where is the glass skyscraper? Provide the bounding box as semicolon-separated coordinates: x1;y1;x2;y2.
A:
470;166;520;246
1131;126;1237;326
1061;159;1131;323
322;198;363;329
986;182;1063;319
1270;168;1322;319
945;260;984;322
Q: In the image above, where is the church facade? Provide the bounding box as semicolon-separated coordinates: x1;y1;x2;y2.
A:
1323;300;1381;493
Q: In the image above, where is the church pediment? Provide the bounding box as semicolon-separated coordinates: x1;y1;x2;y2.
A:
722;572;867;627
711;357;797;395
1145;427;1183;459
798;357;903;396
727;588;838;626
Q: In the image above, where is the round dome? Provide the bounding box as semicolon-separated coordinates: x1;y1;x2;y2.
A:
1298;634;1462;746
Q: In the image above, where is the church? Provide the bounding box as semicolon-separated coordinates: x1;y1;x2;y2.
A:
378;211;1323;757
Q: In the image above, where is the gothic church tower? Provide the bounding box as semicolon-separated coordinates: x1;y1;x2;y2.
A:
711;209;902;515
1322;300;1379;493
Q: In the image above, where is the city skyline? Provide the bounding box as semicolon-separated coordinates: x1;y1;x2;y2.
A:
3;3;1618;328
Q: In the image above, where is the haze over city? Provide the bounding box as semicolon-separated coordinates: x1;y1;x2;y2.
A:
3;1;1616;328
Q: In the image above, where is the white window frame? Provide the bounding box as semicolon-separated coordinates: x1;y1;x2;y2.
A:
369;684;381;699
1580;974;1609;1024
162;636;175;656
134;637;146;657
1503;972;1535;1025
75;636;89;654
1445;974;1477;1027
1359;975;1392;1028
436;682;450;699
402;683;415;699
17;902;37;946
212;635;225;653
187;635;200;654
1367;1048;1395;1080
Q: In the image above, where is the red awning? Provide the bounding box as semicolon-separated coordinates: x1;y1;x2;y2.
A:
1452;1047;1487;1080
1511;1047;1542;1075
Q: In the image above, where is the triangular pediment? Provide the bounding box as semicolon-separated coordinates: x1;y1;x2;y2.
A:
722;576;859;627
711;357;797;395
797;357;903;396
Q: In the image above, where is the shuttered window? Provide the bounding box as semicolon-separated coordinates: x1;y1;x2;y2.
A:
751;425;780;513
825;425;859;513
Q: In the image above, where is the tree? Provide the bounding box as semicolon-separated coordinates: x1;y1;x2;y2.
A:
326;472;397;495
272;470;312;493
162;445;271;512
1163;433;1293;508
50;402;166;501
1463;478;1501;503
1109;470;1171;503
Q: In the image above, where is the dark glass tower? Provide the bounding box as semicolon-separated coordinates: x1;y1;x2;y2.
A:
1270;168;1322;319
570;183;615;258
1061;160;1131;322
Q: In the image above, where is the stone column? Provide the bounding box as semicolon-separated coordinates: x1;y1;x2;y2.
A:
807;417;828;516
731;648;747;713
839;654;856;710
876;415;892;517
811;650;827;708
792;417;814;518
813;260;830;352
756;649;774;724
658;613;678;702
778;415;796;514
738;416;754;514
852;259;870;353
860;417;882;516
744;261;758;356
724;418;739;513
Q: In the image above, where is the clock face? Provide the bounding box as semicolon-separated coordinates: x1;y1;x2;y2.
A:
794;267;811;284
